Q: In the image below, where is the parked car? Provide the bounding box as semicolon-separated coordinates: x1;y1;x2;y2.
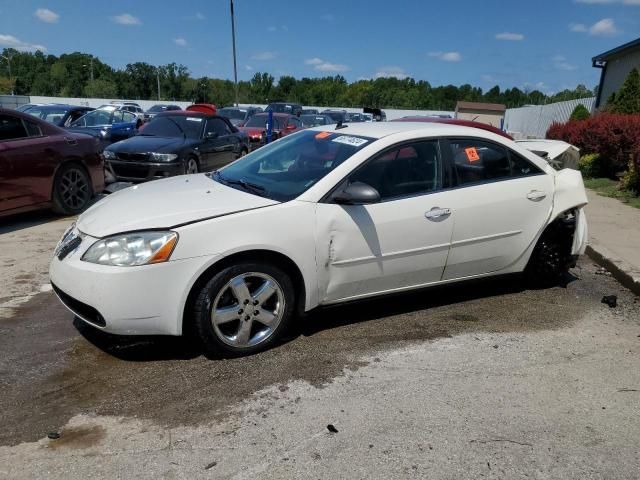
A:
363;113;374;122
16;103;47;112
103;111;249;183
67;105;140;149
346;112;366;123
0;108;104;217
143;104;182;122
238;112;303;149
22;104;94;128
300;114;335;127
265;102;303;116
218;106;262;127
301;109;319;115
322;109;349;124
110;102;145;120
391;116;513;140
50;122;588;358
186;103;217;115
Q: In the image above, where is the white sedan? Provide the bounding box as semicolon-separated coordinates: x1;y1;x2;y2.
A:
50;122;588;356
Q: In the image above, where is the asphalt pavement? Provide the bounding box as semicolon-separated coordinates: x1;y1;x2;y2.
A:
0;212;639;479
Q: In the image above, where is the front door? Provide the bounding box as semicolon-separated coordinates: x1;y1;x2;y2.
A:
201;118;236;170
316;140;455;303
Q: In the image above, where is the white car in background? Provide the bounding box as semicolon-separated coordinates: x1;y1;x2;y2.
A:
50;122;588;356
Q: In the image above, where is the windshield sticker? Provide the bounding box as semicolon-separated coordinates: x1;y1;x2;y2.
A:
315;131;332;140
332;135;368;147
186;117;203;122
465;147;480;162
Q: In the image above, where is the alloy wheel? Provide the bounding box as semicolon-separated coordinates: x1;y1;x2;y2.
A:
186;158;198;174
210;272;285;348
59;168;90;210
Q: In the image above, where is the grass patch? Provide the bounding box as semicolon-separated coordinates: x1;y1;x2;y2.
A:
584;178;640;209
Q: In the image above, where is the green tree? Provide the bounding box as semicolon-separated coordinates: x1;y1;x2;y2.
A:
570;104;590;121
610;68;640;114
84;79;118;98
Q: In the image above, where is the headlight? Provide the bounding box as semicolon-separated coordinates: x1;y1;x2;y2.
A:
103;150;116;160
150;153;179;161
82;231;178;266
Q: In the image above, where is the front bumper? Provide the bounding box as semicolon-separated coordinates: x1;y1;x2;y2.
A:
49;233;220;336
106;159;184;182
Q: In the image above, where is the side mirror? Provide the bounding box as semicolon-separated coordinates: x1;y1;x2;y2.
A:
333;182;381;205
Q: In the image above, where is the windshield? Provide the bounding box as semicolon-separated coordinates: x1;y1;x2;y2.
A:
72;109;113;127
24;107;69;124
300;115;332;127
245;115;284;129
139;115;203;139
214;130;374;202
218;108;246;120
323;111;345;122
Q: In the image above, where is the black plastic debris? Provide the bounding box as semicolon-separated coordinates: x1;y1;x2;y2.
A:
327;424;338;433
47;432;60;440
204;461;217;470
602;295;618;308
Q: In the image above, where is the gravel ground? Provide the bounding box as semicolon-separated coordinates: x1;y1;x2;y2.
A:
0;212;639;479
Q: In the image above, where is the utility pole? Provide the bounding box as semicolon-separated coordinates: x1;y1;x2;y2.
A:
90;57;94;82
230;0;239;107
1;54;14;95
157;68;161;101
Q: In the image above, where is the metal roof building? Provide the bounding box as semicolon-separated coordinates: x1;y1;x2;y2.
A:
593;37;640;108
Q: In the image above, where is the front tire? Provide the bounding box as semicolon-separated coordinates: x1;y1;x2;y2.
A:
525;219;575;286
185;157;199;175
192;262;296;357
52;163;93;215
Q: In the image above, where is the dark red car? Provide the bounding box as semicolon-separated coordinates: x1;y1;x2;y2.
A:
0;108;104;217
391;116;513;140
238;113;304;150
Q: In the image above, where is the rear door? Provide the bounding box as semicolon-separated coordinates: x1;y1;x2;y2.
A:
111;111;138;142
440;137;553;280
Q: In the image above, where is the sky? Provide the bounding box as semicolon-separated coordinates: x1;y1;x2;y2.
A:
0;0;639;93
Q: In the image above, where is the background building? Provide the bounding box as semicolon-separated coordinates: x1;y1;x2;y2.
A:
593;37;640;108
455;101;506;128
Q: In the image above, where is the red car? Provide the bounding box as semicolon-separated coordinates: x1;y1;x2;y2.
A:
238;113;304;150
391;116;513;140
186;103;217;115
0;108;104;217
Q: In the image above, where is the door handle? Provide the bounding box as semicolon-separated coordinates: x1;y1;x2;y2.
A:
425;207;451;221
526;190;547;201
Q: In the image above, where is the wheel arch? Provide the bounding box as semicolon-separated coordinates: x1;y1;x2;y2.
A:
181;248;308;335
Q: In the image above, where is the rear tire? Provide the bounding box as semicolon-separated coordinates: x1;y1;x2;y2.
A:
52;163;93;215
192;262;296;357
185;157;199;175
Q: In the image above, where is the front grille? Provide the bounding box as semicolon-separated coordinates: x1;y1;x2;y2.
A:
116;152;149;161
52;283;106;327
111;163;150;179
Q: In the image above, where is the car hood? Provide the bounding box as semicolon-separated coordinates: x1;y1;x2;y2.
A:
77;174;279;238
109;135;190;154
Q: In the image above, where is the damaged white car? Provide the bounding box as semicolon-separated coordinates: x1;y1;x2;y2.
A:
50;122;588;356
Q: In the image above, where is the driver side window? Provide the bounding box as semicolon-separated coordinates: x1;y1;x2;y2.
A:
205;118;230;137
349;140;442;201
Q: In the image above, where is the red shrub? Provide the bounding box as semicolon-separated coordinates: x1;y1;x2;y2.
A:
547;113;640;176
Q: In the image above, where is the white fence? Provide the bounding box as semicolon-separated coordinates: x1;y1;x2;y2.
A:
504;97;596;140
27;96;193;111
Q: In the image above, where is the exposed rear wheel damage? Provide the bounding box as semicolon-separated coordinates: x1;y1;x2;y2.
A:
526;210;577;286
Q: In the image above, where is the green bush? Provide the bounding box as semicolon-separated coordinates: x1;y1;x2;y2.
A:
609;68;640;114
620;154;640;194
578;153;605;179
570;104;590;121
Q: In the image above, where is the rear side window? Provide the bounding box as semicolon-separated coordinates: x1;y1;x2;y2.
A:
0;115;28;141
24;120;42;137
350;141;442;201
447;139;511;185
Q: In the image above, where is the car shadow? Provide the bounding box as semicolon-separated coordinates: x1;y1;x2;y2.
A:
0;210;70;234
72;271;579;362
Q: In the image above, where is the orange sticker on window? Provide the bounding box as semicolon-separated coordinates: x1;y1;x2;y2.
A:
315;131;331;139
465;147;480;162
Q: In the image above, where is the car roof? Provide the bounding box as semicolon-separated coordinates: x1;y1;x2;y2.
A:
26;104;91;111
155;110;217;119
307;121;515;141
253;112;292;118
391;116;512;139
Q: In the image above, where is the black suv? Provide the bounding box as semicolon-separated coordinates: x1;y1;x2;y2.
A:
265;102;303;116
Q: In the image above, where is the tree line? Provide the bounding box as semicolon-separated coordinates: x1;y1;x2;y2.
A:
0;48;596;110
